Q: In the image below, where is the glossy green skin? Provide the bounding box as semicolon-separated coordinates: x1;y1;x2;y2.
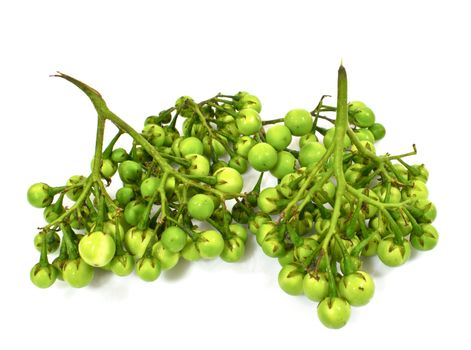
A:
257;187;281;214
403;180;429;200
220;237;245;262
161;226;188;253
124;227;154;258
284;109;313;136
348;101;367;112
248;214;271;235
339;271;375;306
100;159;117;178
196;230;224;259
278;264;305;295
255;221;277;246
211;160;228;173
27;183;53;208
239;94;262;112
278;250;295;266
188;194;215;221
109;254;134;276
229;224;248;243
136;257;161;282
303;272;329;302
52;257;66;280
248;143;278;171
214;167;243;194
185;154;210;176
34;231;60;253
377;237;411;267
323;127;351;149
350;106;375;127
142;124;166;147
95;221;125;241
298;142;326;167
236;109;262;135
116;186;135;207
79;231;116;267
266;125;292;151
261;234;285;257
317;297;351;329
171;137;183;157
229;155;248;174
152;242;180;270
124;200;147;226
414;199;437;223
181;239;200;261
369;123;386;141
111;148;128;163
235;136;255;158
299;133;318;147
203;136;226;158
270;151;296;179
179;137;204;156
118;160;142;184
140;177;161;201
62;258;94;288
355;129;375;143
361;232;382;256
410;224;438;251
30;264;58;288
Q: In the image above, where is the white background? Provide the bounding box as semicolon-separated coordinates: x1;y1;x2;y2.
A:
1;0;470;349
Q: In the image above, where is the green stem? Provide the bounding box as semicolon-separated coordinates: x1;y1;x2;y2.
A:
381;208;404;244
206;217;228;239
347;127;381;162
282;145;334;218
55;73;229;200
325;255;338;297
102;131;123;159
113;215;125;256
39;233;50;267
61;224;79;260
295;168;334;215
321;64;349;252
262;118;284;125
160;152;191;167
346;184;410;208
42;177;94;232
158;172;170;223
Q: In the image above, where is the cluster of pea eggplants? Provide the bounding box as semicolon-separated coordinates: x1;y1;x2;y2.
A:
27;67;438;329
